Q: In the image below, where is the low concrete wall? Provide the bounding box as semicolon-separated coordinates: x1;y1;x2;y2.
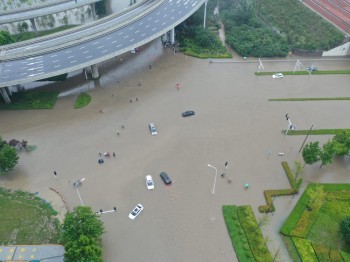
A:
322;42;350;56
292;48;323;57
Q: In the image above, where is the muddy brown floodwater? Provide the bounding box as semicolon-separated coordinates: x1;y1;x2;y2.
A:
1;40;350;261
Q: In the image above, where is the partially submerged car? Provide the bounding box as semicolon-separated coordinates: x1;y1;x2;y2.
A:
149;123;157;135
160;172;172;185
307;66;318;71
145;175;154;190
272;73;283;79
182;111;195;117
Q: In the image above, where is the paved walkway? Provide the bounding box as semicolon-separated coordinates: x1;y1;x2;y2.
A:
0;245;64;261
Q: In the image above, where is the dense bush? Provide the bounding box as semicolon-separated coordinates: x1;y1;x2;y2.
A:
176;2;231;58
225;25;289;57
177;25;231;58
253;0;344;51
0;31;15;45
340;217;350;244
220;0;289;57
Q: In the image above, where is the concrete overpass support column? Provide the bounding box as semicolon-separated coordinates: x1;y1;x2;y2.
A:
0;87;11;103
90;4;97;20
91;64;99;79
30;18;39;37
170;28;175;44
5;86;12;96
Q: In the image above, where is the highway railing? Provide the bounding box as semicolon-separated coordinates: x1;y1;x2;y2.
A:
2;0;163;56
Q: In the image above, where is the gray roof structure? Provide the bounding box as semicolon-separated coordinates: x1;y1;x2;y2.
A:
0;245;64;261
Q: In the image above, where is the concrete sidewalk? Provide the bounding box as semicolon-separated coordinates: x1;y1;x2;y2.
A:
0;245;64;261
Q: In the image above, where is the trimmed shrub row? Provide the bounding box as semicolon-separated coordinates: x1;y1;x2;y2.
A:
258;162;299;213
292;237;318;262
223;205;255;261
280;184;316;236
237;206;273;262
313;243;344;262
223;205;273;262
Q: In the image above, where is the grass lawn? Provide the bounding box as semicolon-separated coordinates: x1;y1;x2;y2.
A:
307;201;350;252
284;129;350;136
0;188;61;245
280;184;350;261
74;92;91;109
256;70;350;76
270;97;350;101
0;91;59;110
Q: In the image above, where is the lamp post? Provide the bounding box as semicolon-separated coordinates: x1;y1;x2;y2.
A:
203;0;208;28
208;164;218;194
73;178;85;206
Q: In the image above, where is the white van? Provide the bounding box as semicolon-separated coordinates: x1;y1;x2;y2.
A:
149;123;157;135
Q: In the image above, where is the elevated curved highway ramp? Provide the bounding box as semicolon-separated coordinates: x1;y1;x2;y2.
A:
0;0;101;24
0;0;205;88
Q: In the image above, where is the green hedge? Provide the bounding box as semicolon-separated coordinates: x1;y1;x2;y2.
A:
284;129;350;136
237;206;273;262
280;184;314;235
258;161;299;213
281;161;302;190
256;70;350;76
259;189;297;213
222;205;255;261
292;237;318;262
290;202;322;238
270;97;350;102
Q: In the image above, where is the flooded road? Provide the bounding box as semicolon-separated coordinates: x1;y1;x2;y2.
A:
1;34;350;262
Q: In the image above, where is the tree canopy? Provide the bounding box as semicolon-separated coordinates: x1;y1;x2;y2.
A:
302;141;321;166
302;130;350;167
340;216;350;244
0;136;19;176
62;206;104;262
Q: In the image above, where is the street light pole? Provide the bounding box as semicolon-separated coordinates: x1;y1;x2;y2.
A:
208;164;218;194
203;0;208;28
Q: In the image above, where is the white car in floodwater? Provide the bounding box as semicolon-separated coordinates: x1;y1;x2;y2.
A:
272;73;283;79
145;175;154;190
129;204;144;220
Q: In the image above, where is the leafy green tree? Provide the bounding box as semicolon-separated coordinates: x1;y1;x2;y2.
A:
0;31;15;45
62;206;104;243
307;185;325;210
319;140;335;167
294;160;303;181
302;141;321;166
333;130;350;156
0;136;19;176
62;206;104;262
340;216;350;244
64;235;103;262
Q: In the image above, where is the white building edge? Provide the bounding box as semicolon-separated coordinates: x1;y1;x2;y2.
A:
323;41;350;56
